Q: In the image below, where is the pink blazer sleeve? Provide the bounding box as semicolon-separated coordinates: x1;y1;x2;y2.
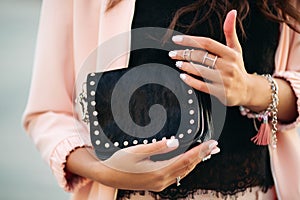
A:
274;6;300;131
22;0;91;192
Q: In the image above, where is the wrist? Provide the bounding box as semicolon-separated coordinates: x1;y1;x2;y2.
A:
243;73;271;112
240;74;279;147
66;147;103;181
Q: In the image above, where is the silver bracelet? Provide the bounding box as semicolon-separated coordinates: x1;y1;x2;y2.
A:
239;74;279;148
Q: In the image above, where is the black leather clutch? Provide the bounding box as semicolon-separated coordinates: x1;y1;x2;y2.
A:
85;64;212;160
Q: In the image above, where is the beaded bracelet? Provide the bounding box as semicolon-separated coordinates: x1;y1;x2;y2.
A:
239;74;279;148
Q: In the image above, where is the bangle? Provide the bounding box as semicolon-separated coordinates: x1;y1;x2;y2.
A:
239;74;279;148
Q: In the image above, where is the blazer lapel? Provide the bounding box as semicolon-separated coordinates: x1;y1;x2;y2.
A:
96;0;136;72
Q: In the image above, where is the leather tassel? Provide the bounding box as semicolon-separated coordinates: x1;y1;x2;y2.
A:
251;115;271;145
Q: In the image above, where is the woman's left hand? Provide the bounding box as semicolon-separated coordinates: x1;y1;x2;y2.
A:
169;10;253;107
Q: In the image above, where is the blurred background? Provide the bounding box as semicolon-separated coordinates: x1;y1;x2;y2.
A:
0;0;69;199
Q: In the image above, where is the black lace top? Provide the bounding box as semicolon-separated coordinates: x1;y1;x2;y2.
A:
117;0;279;199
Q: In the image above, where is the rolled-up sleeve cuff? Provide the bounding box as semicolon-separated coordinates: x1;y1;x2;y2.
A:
50;136;92;192
274;71;300;131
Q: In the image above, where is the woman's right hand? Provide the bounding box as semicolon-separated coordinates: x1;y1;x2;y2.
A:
66;139;220;192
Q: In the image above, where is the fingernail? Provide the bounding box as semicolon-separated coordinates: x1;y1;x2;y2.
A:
179;73;187;80
198;140;218;159
208;140;218;151
168;51;177;57
211;147;221;155
166;138;179;148
202;155;211;162
232;9;237;17
172;35;184;42
176;61;183;68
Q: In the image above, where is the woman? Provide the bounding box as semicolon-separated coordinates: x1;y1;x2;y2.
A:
23;0;300;199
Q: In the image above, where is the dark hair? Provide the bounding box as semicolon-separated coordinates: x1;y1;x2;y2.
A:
106;0;300;36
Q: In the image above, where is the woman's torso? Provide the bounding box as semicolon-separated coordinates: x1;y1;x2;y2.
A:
117;0;279;199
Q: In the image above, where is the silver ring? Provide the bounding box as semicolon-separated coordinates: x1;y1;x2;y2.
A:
202;51;218;69
183;49;194;61
176;176;181;186
211;55;218;69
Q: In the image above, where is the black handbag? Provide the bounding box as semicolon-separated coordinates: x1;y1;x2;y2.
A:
81;64;213;161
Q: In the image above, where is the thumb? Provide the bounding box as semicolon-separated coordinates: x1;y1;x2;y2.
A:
102;139;179;173
223;10;242;52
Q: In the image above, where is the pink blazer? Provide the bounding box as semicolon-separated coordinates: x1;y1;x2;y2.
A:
22;0;300;199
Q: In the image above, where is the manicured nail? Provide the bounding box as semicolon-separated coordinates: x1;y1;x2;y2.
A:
179;73;187;80
211;147;221;155
232;9;237;18
168;51;177;57
166;138;179;148
202;155;211;162
199;140;219;159
172;35;184;42
176;61;183;68
208;140;218;151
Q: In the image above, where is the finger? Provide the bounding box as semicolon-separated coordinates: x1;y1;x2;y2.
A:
179;73;218;95
164;140;220;185
168;48;207;61
171;35;233;59
154;140;219;173
180;73;228;105
175;61;223;83
223;10;242;52
170;49;220;69
103;139;180;173
131;139;219;174
126;138;179;158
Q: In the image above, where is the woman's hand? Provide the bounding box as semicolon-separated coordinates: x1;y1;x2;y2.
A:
169;10;261;108
66;139;220;192
169;9;298;120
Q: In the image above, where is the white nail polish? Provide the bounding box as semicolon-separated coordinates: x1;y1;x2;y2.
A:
232;9;237;18
166;139;179;148
176;61;183;68
172;35;183;42
179;73;187;80
202;155;212;162
208;140;218;151
168;51;177;57
211;147;221;155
